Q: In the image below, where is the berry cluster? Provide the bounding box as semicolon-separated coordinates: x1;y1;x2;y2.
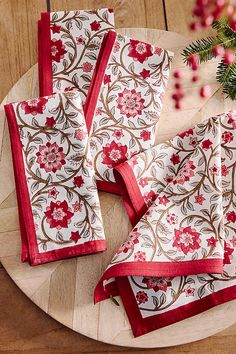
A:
172;0;236;109
190;0;236;31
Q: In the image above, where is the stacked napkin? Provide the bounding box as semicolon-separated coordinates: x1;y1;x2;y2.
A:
5;91;105;265
38;8;115;104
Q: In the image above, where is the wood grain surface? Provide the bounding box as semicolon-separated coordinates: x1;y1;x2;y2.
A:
0;1;236;353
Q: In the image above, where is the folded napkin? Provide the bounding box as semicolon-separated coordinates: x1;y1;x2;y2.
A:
38;8;115;104
4;90;106;266
95;111;236;337
84;31;173;194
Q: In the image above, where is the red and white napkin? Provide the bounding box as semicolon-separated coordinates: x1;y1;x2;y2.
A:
84;31;173;194
5;90;106;266
38;8;115;104
95;111;236;337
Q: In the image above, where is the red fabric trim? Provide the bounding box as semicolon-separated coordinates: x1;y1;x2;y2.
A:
84;30;117;133
116;277;236;337
94;259;223;303
96;180;121;195
95;280;119;302
39;12;53;96
4;103;106;266
114;162;147;226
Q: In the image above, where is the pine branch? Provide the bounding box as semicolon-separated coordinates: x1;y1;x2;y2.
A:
182;37;220;64
216;60;236;100
216;60;236;83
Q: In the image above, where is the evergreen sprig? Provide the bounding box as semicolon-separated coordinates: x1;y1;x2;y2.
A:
182;17;236;100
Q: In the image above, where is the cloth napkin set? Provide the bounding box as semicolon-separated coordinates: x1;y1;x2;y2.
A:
4;7;236;338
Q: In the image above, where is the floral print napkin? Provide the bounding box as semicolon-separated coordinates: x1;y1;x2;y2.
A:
95;111;236;337
84;31;173;194
38;8;115;104
4;91;105;266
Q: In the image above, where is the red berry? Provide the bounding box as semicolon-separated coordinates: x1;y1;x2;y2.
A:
213;45;225;57
192;75;199;82
216;0;225;8
175;82;182;90
193;6;205;17
190;22;200;31
172;93;179;101
173;70;183;79
223;49;235;65
200;85;211;98
229;19;236;31
226;5;234;17
202;14;214;27
196;0;208;6
175;101;182;110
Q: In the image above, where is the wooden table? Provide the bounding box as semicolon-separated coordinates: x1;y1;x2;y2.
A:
1;1;236;353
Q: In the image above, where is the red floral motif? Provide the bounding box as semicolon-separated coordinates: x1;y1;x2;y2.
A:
142;277;172;292
139;177;148;188
230;236;236;247
117;89;145;118
140;130;151;141
70;231;81;243
170;153;180;165
222;131;234;143
102;141;127;168
173;161;196;185
113;41;120;53
21;97;48;116
224;243;234;264
44;200;74;230
154;46;162;55
128;39;153;63
173;227;201;255
76;35;85;45
166;213;178;225
185;286;195;297
36;142;66;173
74;129;86;140
130;155;138;166
227;114;236;129
112;129;124;140
51;39;67;62
189;136;198;147
194;194;206;205
72;201;82;212
140;68;151;79
46;117;55;127
226;211;236;223
207;236;217;247
134;251;146;262
144;191;157;207
158;196;170;206
164;174;174;183
90;20;101;31
51;24;61;33
73;176;84;188
202;139;213;150
221;164;229;176
210;164;220;175
136;291;148;304
104;74;111;84
72;200;82;213
95;107;102;115
179;128;194;139
82;62;93;73
48;187;59;199
117;228;140;253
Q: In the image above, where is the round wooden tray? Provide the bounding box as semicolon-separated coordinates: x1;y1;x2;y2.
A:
0;28;236;348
